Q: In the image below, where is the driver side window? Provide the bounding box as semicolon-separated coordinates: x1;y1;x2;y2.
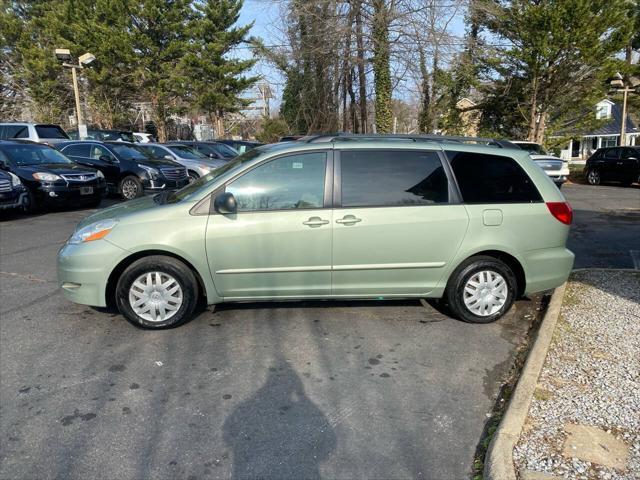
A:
226;152;327;212
91;145;114;161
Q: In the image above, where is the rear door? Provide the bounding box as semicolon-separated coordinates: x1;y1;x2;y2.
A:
331;149;468;296
601;148;621;181
620;148;640;182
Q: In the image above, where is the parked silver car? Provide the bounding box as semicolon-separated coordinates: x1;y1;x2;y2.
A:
136;143;226;182
0;123;70;145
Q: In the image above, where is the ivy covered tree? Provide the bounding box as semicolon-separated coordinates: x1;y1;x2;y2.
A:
371;0;393;133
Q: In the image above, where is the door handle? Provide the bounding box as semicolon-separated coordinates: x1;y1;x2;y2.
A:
336;215;362;225
303;217;329;227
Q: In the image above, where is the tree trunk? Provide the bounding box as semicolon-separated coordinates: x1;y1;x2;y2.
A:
372;0;392;134
354;0;367;133
527;76;539;142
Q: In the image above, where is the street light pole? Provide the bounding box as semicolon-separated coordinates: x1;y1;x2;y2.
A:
69;65;83;134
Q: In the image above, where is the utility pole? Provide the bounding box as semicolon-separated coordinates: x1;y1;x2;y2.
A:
610;73;640;147
55;49;96;139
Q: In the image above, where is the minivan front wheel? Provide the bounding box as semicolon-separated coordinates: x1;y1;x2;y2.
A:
115;256;199;329
444;256;517;324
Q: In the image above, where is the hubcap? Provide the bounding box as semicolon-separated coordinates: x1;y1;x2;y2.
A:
463;270;508;317
128;272;183;322
588;171;599;184
122;180;138;199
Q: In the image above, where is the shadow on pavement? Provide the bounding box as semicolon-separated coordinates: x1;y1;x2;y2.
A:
222;356;336;479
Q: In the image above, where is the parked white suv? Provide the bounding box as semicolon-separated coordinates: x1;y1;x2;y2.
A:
0;123;70;145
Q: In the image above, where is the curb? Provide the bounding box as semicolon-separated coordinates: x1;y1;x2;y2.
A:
483;282;567;480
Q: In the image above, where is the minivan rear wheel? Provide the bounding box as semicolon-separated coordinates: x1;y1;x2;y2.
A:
444;256;517;324
115;256;199;329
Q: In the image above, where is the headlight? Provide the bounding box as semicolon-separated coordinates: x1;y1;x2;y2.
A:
138;164;159;178
96;170;105;179
32;172;61;182
8;172;22;187
68;219;118;244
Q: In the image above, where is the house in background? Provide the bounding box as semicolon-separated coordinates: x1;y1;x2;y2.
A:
562;99;639;160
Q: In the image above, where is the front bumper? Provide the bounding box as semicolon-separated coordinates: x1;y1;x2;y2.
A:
142;177;189;192
58;239;129;307
0;189;28;210
37;181;106;203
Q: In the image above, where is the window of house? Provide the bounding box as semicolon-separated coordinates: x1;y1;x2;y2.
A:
595;103;612;120
447;151;542;204
601;136;618;148
340;150;449;207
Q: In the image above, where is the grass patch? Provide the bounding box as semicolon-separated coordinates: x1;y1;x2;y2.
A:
533;387;553;401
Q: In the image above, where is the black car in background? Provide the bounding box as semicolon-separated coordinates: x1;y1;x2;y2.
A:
215;139;263;154
58;141;189;200
0;168;28;211
172;141;239;160
0;140;106;212
584;146;640;186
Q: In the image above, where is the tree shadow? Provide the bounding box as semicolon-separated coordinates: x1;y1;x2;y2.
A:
222;358;336;480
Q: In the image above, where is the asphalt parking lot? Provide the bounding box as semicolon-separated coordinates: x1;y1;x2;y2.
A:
1;182;638;479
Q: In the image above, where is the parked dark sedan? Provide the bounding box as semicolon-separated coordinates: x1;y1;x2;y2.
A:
585;146;640;186
215;139;263;154
58;141;189;200
0;140;106;212
0;168;28;211
172;141;239;160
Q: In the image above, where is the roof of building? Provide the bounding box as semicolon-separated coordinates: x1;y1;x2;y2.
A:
584;103;639;137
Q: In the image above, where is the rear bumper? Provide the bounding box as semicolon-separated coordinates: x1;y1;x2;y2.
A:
57;239;129;307
522;247;574;295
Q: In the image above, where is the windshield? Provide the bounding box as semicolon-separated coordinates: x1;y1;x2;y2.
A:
214;143;239;157
167;145;208;159
35;125;69;139
161;148;263;203
110;144;148;160
1;144;73;165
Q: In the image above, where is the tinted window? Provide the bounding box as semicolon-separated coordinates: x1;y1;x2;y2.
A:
622;148;640;159
167;145;207;159
91;145;114;160
62;144;90;157
35;125;69;139
227;152;326;211
1;144;73;166
213;143;239;157
110;144;147;160
1;125;29;139
138;145;169;158
340;150;448;207
447;151;541;204
603;149;620;160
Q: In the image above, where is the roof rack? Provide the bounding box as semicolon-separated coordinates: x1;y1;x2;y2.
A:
300;133;519;149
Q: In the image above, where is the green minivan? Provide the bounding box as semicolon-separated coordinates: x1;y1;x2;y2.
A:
58;135;574;328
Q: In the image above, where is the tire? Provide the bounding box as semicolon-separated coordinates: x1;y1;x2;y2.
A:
115;255;199;329
23;188;40;214
187;171;199;183
119;176;144;200
586;168;601;185
444;255;517;324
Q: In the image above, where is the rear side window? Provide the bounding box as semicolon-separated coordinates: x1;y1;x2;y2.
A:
340;150;449;207
447;151;541;204
0;125;29;139
61;144;90;157
602;149;620;160
35;125;69;139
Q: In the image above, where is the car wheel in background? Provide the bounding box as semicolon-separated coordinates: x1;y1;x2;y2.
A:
444;255;517;324
119;176;143;200
23;188;40;214
586;169;601;185
187;171;199;183
115;255;199;329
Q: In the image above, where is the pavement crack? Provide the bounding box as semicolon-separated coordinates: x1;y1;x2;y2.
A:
0;271;49;283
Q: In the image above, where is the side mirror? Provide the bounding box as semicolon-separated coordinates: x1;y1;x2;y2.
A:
164;155;173;160
208;152;221;159
99;155;115;163
214;192;237;214
0;161;9;171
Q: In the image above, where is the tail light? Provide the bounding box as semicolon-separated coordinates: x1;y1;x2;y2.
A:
546;201;573;225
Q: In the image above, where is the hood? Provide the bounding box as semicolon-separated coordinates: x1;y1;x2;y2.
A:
17;163;97;175
136;158;182;168
77;195;157;228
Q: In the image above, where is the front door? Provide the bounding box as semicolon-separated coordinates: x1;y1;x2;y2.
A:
331;149;469;296
206;151;333;299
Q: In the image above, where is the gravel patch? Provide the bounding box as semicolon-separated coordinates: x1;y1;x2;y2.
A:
514;270;640;479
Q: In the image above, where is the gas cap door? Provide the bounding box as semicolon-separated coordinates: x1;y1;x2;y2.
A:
483;209;503;226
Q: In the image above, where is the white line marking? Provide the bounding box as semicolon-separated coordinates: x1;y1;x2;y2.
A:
630;250;640;270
